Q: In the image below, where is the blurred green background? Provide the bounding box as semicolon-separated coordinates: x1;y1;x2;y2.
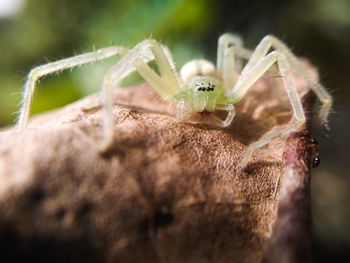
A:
0;0;349;261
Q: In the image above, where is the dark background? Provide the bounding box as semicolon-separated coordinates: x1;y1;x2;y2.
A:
0;0;349;261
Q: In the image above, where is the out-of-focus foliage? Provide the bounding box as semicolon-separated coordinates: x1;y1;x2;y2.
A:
0;0;349;261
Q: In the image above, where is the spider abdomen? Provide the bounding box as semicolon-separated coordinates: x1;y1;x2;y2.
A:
180;59;216;82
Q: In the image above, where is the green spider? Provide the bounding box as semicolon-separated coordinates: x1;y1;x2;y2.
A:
16;33;332;167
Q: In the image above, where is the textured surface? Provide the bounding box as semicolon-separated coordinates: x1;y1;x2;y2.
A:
0;64;316;263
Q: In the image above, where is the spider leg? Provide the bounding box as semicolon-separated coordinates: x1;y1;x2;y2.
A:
241;121;301;168
217;33;252;91
176;100;235;128
242;35;332;127
176;98;189;121
268;36;332;128
226;49;306;167
17;46;129;129
213;104;236;127
100;39;181;150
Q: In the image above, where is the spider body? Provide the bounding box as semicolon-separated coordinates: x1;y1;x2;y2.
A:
16;34;332;167
180;76;226;113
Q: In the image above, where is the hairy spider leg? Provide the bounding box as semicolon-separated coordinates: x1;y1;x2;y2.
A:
212;104;236;127
226;37;308;167
17;46;129;129
100;39;182;150
270;37;332;128
217;33;252;91
176;98;188;121
17;39;181;152
243;35;332;127
175;96;235;128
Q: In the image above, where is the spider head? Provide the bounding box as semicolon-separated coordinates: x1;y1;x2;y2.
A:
181;76;225;112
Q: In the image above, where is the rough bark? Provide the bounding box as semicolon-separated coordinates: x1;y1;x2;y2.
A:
0;62;317;263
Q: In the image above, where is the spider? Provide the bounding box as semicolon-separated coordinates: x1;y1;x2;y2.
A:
16;33;332;167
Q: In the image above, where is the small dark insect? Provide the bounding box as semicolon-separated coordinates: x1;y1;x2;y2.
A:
312;156;320;168
310;138;318;145
309;138;320;168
